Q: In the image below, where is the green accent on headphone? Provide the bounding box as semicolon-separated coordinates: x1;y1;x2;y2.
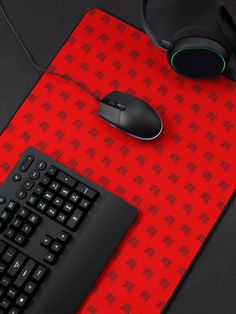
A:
171;47;227;73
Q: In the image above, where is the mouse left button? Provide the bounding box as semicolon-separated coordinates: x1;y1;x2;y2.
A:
99;103;120;127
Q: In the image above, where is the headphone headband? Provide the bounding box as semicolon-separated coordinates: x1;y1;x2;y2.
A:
141;0;171;50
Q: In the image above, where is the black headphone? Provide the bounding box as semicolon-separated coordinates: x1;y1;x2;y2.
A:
142;0;236;79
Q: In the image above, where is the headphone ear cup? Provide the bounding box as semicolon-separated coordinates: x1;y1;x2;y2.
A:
168;26;231;78
217;0;236;48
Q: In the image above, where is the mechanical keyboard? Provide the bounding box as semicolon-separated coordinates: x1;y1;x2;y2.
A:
0;147;137;314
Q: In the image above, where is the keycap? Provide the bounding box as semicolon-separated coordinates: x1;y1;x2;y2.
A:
47;166;58;176
34;185;44;195
76;183;98;199
40;235;53;248
7;288;17;299
40;175;51;186
14;259;36;288
0;298;10;309
0;210;10;221
56;171;77;188
18;207;29;219
6;200;19;212
57;213;67;223
29;170;40;180
24;281;36;294
28;213;41;225
0;196;6;205
12;217;23;228
16;189;27;200
7;253;27;277
51;241;63;253
70;193;80;203
21;224;32;235
63;203;73;213
13;173;22;182
2;247;16;263
32;265;48;281
16;293;28;308
36;200;47;212
8;308;19;314
47;207;57;217
22;179;35;191
43;191;54;201
1;276;11;287
26;195;38;206
36;160;47;170
79;199;90;210
44;252;57;264
5;228;16;239
57;231;71;243
60;187;70;197
53;197;63;207
19;155;34;172
50;181;60;191
66;209;84;230
0;263;6;273
14;234;27;246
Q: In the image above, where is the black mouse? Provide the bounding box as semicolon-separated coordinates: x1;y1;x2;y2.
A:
99;91;163;140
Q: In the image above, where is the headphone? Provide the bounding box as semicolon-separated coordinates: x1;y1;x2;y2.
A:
142;0;236;79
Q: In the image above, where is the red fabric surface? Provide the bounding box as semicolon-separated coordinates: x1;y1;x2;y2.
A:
0;9;235;314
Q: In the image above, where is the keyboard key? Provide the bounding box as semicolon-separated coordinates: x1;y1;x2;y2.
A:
63;203;73;213
18;207;29;219
0;196;6;205
43;191;54;201
76;183;98;200
1;276;11;287
40;175;51;186
79;199;91;210
47;207;58;218
44;252;57;264
53;197;63;207
57;231;71;243
29;170;40;180
57;213;67;224
32;265;48;281
7;288;17;299
19;155;34;172
47;166;58;176
13;173;22;182
22;179;35;191
50;181;60;191
28;213;41;226
16;189;27;200
8;307;19;314
16;293;28;308
5;228;16;239
6;200;19;212
21;224;32;235
26;195;38;206
2;247;16;263
70;193;80;203
51;241;63;254
66;209;84;230
0;298;10;309
12;217;23;229
0;210;10;222
34;185;44;195
14;259;36;288
0;263;6;273
35;160;47;170
24;281;36;294
60;187;70;197
14;234;27;246
7;253;27;277
40;235;53;248
36;200;47;212
56;171;77;188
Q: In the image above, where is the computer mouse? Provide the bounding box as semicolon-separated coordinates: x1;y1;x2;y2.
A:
99;91;163;140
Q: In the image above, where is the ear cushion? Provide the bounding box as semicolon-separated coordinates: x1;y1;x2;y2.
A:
217;0;236;48
174;25;232;52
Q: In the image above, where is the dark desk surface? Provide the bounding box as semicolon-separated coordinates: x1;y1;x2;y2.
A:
0;1;235;313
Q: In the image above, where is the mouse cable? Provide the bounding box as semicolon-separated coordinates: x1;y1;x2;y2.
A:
0;3;101;102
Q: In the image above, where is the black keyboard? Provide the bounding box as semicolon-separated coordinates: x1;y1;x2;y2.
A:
0;147;137;314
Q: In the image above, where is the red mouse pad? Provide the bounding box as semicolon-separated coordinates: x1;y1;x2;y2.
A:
0;9;235;314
